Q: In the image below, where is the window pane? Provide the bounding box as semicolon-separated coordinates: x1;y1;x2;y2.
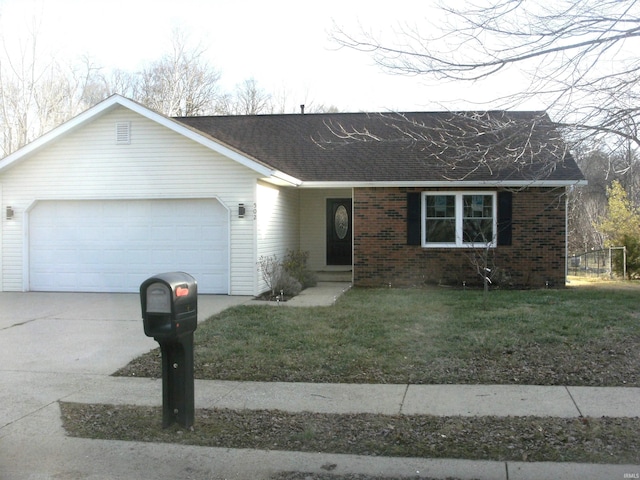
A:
463;195;493;218
463;219;494;243
426;195;455;218
425;194;456;243
463;195;494;243
426;219;456;243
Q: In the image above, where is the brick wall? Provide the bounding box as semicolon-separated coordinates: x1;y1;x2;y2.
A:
353;187;567;288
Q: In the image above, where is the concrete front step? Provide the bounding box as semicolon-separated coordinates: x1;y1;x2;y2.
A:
315;270;352;282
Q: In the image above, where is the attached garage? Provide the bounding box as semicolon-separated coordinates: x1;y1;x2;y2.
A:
28;198;229;294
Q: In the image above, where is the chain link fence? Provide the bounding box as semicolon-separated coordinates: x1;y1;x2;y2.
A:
568;247;626;278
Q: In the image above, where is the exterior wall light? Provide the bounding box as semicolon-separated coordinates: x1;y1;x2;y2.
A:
6;206;14;220
238;203;245;218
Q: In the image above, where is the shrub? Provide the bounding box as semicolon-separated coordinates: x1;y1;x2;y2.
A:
274;271;302;298
613;234;640;279
258;254;282;297
282;249;317;289
258;253;305;299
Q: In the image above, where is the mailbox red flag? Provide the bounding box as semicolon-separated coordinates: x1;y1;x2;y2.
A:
176;286;189;297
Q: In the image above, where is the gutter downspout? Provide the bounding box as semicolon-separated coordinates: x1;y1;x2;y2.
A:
565;191;569;284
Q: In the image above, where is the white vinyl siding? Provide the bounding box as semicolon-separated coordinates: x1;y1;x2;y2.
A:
0;106;258;294
0;183;3;285
256;182;300;294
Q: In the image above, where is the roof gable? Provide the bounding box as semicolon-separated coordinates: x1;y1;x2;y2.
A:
0;95;278;180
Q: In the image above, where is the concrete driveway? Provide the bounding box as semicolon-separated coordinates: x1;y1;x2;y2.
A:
0;292;251;433
0;292;255;479
0;292;250;374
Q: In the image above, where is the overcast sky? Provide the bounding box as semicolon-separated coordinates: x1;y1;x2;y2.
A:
0;0;543;113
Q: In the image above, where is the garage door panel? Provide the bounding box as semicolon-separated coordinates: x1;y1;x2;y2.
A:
211;249;228;265
29;199;229;294
150;226;175;239
198;274;225;291
203;226;226;242
180;225;202;238
55;274;76;289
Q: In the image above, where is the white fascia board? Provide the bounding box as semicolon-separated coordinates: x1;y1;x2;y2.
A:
299;179;588;188
0;95;274;178
262;171;303;187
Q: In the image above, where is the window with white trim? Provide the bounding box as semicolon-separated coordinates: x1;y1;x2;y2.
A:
422;191;497;248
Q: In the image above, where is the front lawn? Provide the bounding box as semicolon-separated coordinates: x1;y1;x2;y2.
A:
116;282;640;386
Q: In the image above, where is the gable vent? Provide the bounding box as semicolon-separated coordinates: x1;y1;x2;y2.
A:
115;122;131;144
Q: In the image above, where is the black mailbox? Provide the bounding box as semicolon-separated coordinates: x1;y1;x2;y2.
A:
140;272;197;429
141;272;198;340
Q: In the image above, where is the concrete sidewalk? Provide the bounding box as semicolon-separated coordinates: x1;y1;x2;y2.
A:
1;286;639;480
66;377;640;419
253;281;352;307
4;377;640;480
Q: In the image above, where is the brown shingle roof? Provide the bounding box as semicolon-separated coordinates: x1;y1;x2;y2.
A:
175;111;584;184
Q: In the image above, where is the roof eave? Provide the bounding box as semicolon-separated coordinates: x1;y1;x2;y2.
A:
262;171;304;187
298;179;588;188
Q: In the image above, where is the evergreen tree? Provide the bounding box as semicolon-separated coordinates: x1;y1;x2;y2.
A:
597;181;640;278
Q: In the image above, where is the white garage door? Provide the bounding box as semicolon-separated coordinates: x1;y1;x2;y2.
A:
29;199;229;294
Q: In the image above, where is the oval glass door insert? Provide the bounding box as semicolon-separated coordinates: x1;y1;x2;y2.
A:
335;205;349;239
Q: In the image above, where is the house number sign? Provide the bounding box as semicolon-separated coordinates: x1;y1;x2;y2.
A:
335;205;349;239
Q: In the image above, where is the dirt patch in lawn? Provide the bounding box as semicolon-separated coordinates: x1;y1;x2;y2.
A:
116;286;640;387
60;403;640;465
115;334;640;387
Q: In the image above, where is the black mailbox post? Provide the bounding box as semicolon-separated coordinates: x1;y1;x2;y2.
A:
140;272;197;429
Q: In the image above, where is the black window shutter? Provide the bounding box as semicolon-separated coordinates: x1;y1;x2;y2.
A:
497;191;513;246
407;192;421;245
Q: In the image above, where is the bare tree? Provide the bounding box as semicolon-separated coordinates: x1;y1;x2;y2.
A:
567;184;607;253
315;110;572;184
136;29;221;116
84;67;138;105
0;15;48;154
0;18;101;156
332;0;640;268
567;144;640;253
216;78;273;115
612;141;640;204
233;78;272;115
333;0;640;148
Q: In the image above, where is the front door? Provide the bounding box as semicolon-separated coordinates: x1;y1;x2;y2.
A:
326;198;352;265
